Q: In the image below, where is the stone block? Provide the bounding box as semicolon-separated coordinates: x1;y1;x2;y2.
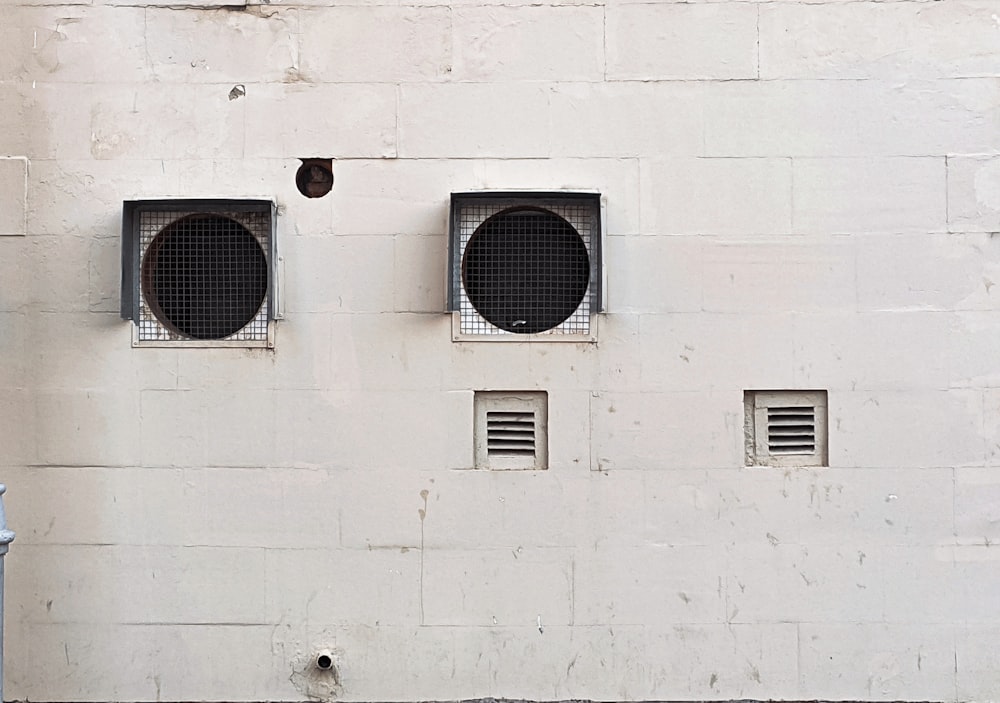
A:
299;7;450;82
8;544;266;624
957;625;1000;700
145;7;297;83
273;389;467;470
334;467;438;549
180;467;339;549
549;82;704;158
955;467;1000;541
643;469;732;547
856;233;1000;312
637;313;799;393
792;157;946;234
604;235;703;313
574;545;727;625
422;548;573;626
326;313;448;391
641;158;792;235
0;312;27;388
798;624;956;700
0;6;149;84
792;311;955;391
2;466;184;546
591;391;742;470
950;314;1000;389
831;390;985;469
8;623;281;702
140;388;276;468
0;388;34;468
265;548;421;626
36;388;140;467
640;624;800;699
760;1;1000;79
699;236;856;313
595;312;642;391
726;543;883;623
452;6;603;81
947;155;1000;233
481;158;641;234
394;234;447;313
0;158;26;235
607;4;757;80
423;471;590;549
245;83;396;159
704;78;1000;158
327;159;470;236
280;234;395;313
716;467;955;548
399;83;551;158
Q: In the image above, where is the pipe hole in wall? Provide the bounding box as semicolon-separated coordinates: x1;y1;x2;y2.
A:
296;158;334;198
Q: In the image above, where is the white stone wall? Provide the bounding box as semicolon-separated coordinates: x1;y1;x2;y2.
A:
2;0;999;700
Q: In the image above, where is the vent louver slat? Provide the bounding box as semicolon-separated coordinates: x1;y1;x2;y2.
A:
767;406;816;455
487;411;536;456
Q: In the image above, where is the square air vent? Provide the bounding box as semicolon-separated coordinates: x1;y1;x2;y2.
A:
744;390;828;467
449;192;602;340
474;391;548;470
120;199;277;347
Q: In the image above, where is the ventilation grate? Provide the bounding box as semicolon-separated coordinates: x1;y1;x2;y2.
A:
474;391;548;470
486;410;536;457
450;193;601;338
766;406;816;455
121;200;276;346
141;213;268;340
745;390;828;467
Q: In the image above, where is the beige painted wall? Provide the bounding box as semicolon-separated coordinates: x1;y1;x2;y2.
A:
2;0;1000;700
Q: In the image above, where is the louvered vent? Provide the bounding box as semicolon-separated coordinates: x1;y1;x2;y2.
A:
487;410;536;457
745;390;828;467
474;392;548;470
766;406;816;455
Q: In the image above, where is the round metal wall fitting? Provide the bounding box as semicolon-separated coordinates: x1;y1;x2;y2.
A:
141;214;268;340
296;158;334;198
462;207;590;334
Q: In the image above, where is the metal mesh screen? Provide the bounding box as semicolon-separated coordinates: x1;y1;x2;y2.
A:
456;201;595;336
138;211;270;342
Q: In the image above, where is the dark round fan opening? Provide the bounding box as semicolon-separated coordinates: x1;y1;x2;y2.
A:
462;208;590;334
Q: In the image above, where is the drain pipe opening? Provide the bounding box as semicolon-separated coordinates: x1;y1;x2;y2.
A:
316;652;334;671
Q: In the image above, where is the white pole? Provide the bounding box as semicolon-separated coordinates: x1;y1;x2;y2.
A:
0;485;16;703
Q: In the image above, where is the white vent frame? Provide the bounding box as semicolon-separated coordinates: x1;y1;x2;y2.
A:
474;391;548;471
744;390;828;467
449;192;603;343
120;199;278;348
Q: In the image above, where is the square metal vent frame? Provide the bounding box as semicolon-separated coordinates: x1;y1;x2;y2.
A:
121;199;278;348
744;390;829;468
474;391;549;471
448;192;603;342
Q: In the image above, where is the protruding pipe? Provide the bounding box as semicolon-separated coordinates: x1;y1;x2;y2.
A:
0;485;15;703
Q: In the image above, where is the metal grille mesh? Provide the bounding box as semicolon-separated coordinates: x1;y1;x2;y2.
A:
457;201;594;336
138;210;270;342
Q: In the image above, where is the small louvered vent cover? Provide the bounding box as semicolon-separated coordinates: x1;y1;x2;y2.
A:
487;410;537;457
766;406;816;455
475;391;548;470
745;390;828;467
450;193;601;338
